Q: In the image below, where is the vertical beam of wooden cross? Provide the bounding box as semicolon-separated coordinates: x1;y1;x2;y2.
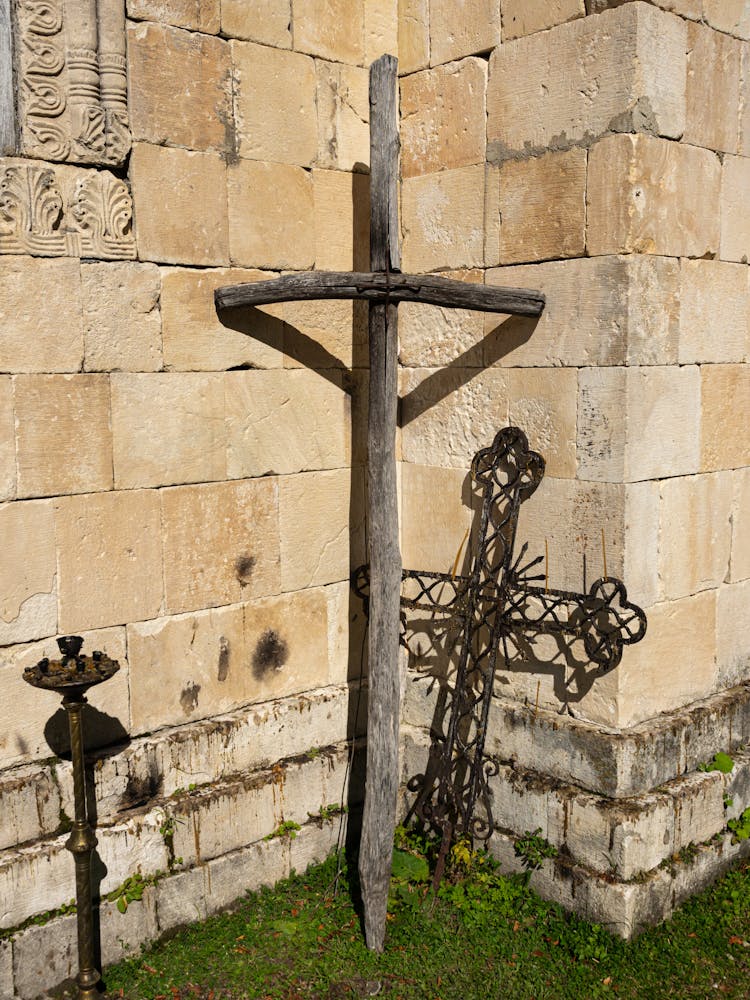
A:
215;54;545;952
360;53;402;953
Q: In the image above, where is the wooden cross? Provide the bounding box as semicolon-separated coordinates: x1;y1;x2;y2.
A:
363;426;647;887
215;55;545;952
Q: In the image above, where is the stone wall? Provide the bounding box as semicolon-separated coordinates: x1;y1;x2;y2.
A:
1;0;750;994
397;0;750;940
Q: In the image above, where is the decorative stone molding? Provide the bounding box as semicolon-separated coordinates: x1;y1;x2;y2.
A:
0;157;136;258
2;0;131;166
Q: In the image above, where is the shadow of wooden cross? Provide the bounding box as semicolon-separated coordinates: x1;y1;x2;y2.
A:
215;54;545;952
356;426;647;890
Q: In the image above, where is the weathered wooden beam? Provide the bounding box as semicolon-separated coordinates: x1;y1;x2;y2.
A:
215;272;545;317
359;52;401;955
0;0;16;155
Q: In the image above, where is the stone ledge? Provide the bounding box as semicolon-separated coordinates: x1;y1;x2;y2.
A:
0;685;355;852
489;829;750;940
1;819;343;1000
0;738;359;931
402;672;750;796
403;729;750;881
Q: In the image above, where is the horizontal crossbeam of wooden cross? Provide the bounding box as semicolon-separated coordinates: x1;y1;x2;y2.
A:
215;272;545;316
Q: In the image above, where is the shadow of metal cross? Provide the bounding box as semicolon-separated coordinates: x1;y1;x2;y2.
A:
360;426;647;886
215;55;545;953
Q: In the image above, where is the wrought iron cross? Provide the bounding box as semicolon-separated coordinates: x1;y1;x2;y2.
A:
357;426;647;886
215;55;545;952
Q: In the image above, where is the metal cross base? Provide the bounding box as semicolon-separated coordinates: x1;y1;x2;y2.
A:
354;426;647;875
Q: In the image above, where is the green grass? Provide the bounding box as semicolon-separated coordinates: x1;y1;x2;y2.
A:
100;847;750;1000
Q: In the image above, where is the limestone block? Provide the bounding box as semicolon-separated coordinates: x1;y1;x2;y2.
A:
293;0;364;63
487;4;686;158
232;41;316;165
0;257;83;373
718;578;750;687
11;913;76;999
0;765;60;850
703;0;750;39
494;148;586;265
204;837;290;912
659;473;733;600
623;480;661;609
99;886;159;966
485;256;679;368
401;164;485;272
616;591;717;728
161;266;283;372
679;259;749;364
587;0;700;15
0;378;14;502
315;61;370;171
221;0;291;45
578;366;701;482
81;262;162;372
127;0;221;32
508;368;577;478
131;143;228;265
515;476;625;592
325;580;367;686
400;58;486;178
668;771;725;850
225;369;350;478
429;0;499;64
128;604;243;732
172;780;277;865
155;867;207;933
587;135;721;258
289;818;342;873
684;22;741;154
55;490;163;632
0;627;128;769
741;45;750;156
127;23;231;151
0;939;11;1000
400;367;509;468
161;478;280;614
0;501;56;647
279;468;356;591
400;463;476;572
731;467;750;582
14;375;113;498
365;0;398;64
111;372;225;488
283;297;368;370
228;159;314;269
399;268;485;368
501;0;584;39
720;155;750;263
566;792;673;880
313;169;370;270
398;0;429;74
701;364;750;471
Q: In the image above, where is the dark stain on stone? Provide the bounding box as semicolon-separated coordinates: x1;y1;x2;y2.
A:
252;629;289;679
235;554;256;585
218;636;230;682
121;766;164;811
180;682;201;715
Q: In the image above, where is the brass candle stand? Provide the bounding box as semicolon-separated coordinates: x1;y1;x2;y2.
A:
23;635;119;1000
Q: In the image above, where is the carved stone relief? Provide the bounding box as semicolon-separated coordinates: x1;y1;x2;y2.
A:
0;158;136;257
12;0;131;166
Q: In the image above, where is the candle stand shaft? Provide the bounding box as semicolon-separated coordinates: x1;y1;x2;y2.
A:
63;695;100;1000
